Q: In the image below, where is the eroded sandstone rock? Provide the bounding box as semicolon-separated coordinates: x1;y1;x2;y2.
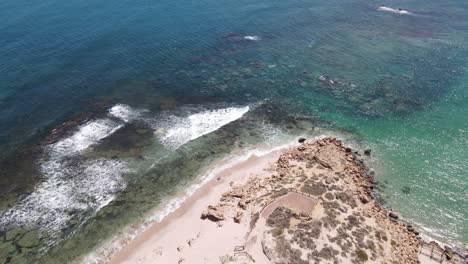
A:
201;205;225;221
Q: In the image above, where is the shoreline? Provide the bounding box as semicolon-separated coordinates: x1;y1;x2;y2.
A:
109;145;284;264
82;142;296;264
95;137;465;264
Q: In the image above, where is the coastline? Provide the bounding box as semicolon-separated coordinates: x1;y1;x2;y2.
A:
82;142;296;264
109;145;284;264
97;137;465;264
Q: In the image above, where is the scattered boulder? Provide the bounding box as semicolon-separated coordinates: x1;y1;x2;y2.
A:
238;199;248;209
364;149;371;156
360;196;370;204
298;138;306;143
187;238;194;247
444;246;454;260
224;189;245;199
388;212;398;220
234;210;243;223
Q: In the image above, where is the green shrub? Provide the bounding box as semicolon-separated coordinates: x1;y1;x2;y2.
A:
355;249;368;262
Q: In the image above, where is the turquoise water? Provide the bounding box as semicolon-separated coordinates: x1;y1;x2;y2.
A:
0;0;467;262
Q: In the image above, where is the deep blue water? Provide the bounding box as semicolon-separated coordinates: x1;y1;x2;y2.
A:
0;0;467;262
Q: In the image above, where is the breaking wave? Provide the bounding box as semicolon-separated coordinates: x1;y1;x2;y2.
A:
49;118;123;157
0;103;251;252
0;104;139;236
155;106;250;150
0;104;250;237
244;35;261;41
0;159;128;233
49;103;146;157
108;104;146;123
377;6;412;15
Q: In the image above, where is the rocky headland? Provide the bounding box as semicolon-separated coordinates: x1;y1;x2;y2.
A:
110;137;466;264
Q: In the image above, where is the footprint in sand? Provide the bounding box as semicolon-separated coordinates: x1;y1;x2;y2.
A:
152;247;163;257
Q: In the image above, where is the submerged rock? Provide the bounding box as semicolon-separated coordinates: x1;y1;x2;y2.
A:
17;230;40;248
402;186;411;194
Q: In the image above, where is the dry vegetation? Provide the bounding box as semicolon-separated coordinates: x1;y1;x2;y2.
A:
201;137;424;263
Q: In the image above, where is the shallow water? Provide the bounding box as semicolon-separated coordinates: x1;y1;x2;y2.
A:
0;0;467;262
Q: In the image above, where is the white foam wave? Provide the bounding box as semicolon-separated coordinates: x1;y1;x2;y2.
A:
244;35;261;41
157;106;250;150
0;159;128;233
0;104;137;236
108;104;145;123
0;104;250;238
50;118;123;157
377;6;411;15
49;103;145;157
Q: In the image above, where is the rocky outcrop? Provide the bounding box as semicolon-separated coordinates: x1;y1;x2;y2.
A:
200;137;466;263
201;205;225;221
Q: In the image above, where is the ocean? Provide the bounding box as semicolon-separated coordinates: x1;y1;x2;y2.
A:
0;0;466;262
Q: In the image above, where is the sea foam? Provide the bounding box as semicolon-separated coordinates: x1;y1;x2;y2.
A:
156;106;250;150
49;118;123;157
0;104;136;236
244;35;261;41
0;104;249;249
0;159;128;233
377;6;411;15
49;103;144;157
108;104;145;123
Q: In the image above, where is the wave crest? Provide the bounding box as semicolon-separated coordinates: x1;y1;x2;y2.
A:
156;106;250;150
